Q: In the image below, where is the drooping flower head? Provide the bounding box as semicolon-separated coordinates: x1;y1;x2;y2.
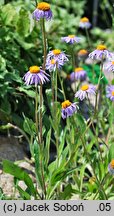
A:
78;49;88;58
61;100;78;119
89;44;113;60
61;35;81;44
46;58;64;72
105;60;114;73
89;176;96;185
32;2;53;21
23;66;49;86
108;159;114;175
70;67;87;81
106;85;114;101
47;49;69;63
79;17;91;29
75;84;96;101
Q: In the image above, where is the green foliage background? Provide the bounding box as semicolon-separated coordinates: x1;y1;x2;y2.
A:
0;0;114;131
0;0;86;128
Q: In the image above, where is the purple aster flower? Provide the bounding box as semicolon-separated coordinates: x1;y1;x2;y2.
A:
61;100;78;119
75;84;96;101
79;17;91;29
47;49;69;63
23;66;49;86
106;85;114;101
61;35;81;44
108;159;114;175
32;2;52;21
89;44;113;60
46;58;64;72
78;49;88;57
105;60;114;72
70;67;87;81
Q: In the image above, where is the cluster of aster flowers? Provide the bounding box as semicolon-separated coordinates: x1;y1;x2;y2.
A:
88;44;114;102
46;49;68;72
22;2;114;121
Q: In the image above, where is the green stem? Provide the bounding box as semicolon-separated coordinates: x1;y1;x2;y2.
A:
39;17;47;198
51;72;55;106
35;85;40;143
42;18;47;69
94;61;103;115
85;28;91;49
55;65;58;104
55;65;59;162
39;84;43;145
71;46;75;68
57;70;66;100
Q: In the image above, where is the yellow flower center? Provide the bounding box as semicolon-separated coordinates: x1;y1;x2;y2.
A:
51;59;56;64
78;49;87;55
37;2;50;11
53;49;61;55
112;61;114;65
110;159;114;169
29;66;40;73
89;176;96;185
81;84;89;91
75;67;83;72
80;17;89;23
112;91;114;96
97;44;107;50
62;100;71;109
68;35;75;38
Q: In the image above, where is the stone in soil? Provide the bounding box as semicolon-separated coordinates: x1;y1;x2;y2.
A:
0;136;35;198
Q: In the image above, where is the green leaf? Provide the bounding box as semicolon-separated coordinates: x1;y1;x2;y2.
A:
75;113;86;134
111;79;114;85
16;8;30;37
33;140;43;189
14;34;34;50
50;167;77;186
1;4;17;26
3;160;36;196
23;115;36;136
18;87;36;98
45;129;51;166
83;64;108;84
58;184;76;200
108;143;114;162
1;98;11;115
80;164;87;192
0;55;6;70
16;185;31;200
58;129;66;158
